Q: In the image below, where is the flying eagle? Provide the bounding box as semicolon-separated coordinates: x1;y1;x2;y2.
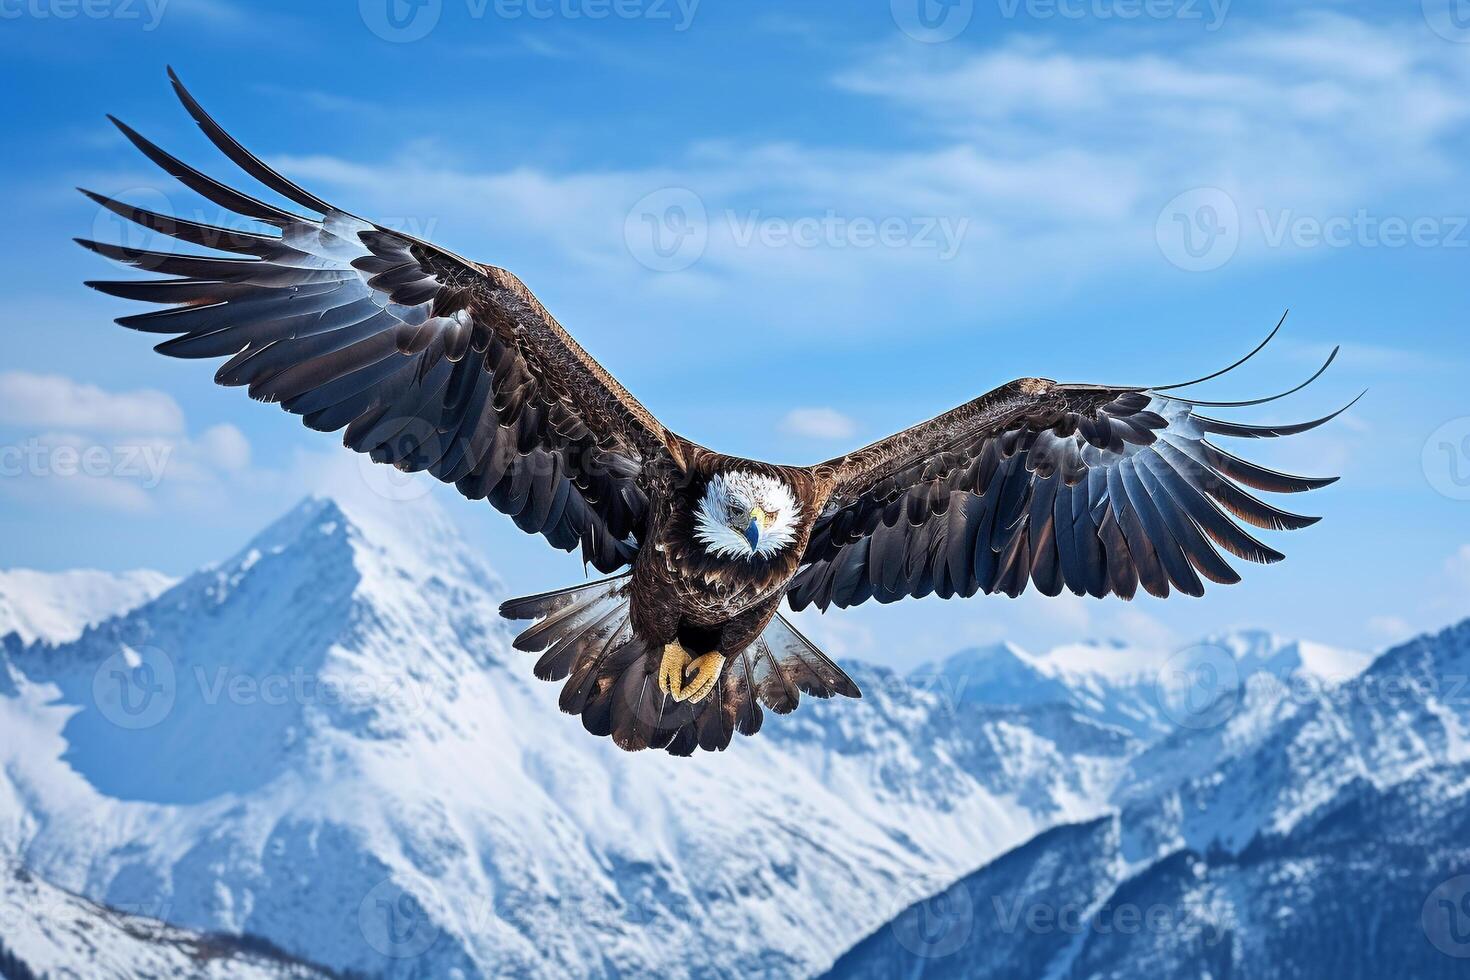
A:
81;72;1354;756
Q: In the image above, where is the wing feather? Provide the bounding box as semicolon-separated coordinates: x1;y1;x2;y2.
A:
791;363;1347;611
84;72;668;571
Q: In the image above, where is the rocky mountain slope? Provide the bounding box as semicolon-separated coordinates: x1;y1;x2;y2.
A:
825;619;1470;978
0;568;174;646
0;860;334;979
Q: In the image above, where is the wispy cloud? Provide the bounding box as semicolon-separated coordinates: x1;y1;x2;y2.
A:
251;12;1470;357
0;372;253;514
1446;544;1470;591
0;371;183;434
779;407;859;441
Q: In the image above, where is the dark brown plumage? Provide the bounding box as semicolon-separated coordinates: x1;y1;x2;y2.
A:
81;72;1354;756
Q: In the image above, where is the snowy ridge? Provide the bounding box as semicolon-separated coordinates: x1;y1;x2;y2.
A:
0;860;332;979
826;619;1470;978
0;567;175;646
908;629;1368;741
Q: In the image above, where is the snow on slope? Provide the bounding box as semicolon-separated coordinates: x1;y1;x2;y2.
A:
0;568;175;645
910;629;1369;741
0;495;1136;980
0;860;331;979
826;619;1470;979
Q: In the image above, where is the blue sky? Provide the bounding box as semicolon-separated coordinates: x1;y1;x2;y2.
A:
1;0;1468;666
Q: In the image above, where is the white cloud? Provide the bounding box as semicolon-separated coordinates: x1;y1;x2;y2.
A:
779;407;859;441
831;13;1470;266
1446;544;1470;590
1366;615;1414;645
252;13;1470;363
0;371;184;435
0;374;255;515
197;424;252;472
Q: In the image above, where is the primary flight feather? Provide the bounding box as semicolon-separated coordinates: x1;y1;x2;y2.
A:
80;70;1354;756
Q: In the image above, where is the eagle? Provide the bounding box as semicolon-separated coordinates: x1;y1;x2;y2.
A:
81;71;1355;756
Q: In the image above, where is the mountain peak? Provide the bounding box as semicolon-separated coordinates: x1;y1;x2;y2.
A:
1201;628;1370;683
908;641;1074;710
221;492;500;601
237;494;348;554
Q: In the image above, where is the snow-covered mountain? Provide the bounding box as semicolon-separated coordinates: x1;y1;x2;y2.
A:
825;619;1470;978
0;860;333;979
910;629;1369;741
0;567;175;646
0;493;1399;978
0;495;1145;979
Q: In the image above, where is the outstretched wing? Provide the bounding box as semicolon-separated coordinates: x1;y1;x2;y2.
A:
792;330;1356;610
80;70;665;572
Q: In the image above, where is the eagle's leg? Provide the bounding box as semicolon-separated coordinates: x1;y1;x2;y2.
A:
657;642;725;704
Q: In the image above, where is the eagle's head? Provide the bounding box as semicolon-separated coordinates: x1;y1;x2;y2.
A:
693;471;802;560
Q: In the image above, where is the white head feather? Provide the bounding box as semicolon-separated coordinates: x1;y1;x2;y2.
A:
693;471;801;560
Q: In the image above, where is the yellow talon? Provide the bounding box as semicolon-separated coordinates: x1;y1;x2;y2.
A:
658;642;691;700
681;653;725;704
657;643;725;704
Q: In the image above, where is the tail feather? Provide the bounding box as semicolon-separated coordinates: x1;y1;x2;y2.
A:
535;602;626;682
762;614;862;700
731;646;765;737
560;617;636;715
501;578;861;756
500;577;628;650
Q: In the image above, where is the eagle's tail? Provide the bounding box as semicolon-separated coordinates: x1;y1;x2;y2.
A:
500;577;860;756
